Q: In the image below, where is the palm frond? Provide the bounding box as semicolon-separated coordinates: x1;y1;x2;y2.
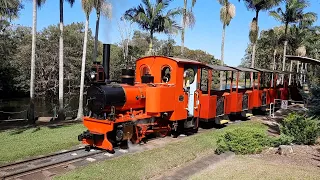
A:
185;9;195;28
66;0;75;7
269;10;283;22
227;3;236;18
0;0;23;19
81;0;94;17
100;1;112;18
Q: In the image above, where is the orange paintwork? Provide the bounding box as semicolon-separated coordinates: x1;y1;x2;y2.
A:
136;57;187;121
82;117;114;151
146;85;175;113
229;92;243;113
119;84;147;111
199;94;217;119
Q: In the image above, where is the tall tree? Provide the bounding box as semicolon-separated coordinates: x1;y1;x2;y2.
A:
92;0;112;62
77;0;94;120
269;0;317;75
240;0;282;69
0;0;23;19
181;0;196;56
58;0;75;121
123;0;182;54
29;0;46;124
218;0;235;89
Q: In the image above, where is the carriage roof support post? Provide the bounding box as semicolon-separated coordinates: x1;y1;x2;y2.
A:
257;72;260;90
208;69;212;96
230;71;233;93
236;71;239;93
289;61;293;85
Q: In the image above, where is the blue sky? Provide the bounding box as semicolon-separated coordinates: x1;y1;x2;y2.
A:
12;0;320;66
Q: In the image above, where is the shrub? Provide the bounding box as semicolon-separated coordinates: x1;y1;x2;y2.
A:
307;85;320;117
215;127;272;155
271;134;294;147
280;113;320;145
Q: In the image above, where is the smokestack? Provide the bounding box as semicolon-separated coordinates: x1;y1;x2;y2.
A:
103;44;110;81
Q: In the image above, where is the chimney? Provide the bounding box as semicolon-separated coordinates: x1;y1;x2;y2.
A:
103;44;110;81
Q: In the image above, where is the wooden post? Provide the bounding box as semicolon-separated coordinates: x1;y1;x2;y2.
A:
289;61;293;85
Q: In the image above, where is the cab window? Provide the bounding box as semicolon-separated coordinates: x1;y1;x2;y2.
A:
161;66;171;83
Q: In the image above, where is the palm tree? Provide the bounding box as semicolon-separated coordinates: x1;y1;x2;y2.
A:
58;0;75;121
181;0;196;56
269;0;317;75
240;0;282;69
0;0;22;19
218;0;235;90
124;0;182;54
29;0;46;124
92;0;112;62
76;0;94;120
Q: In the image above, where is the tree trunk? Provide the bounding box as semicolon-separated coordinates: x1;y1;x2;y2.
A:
181;0;187;56
77;16;89;120
149;30;153;54
251;10;260;69
58;0;65;121
250;10;259;85
220;23;226;90
93;9;100;62
271;49;277;87
281;23;289;83
28;0;37;124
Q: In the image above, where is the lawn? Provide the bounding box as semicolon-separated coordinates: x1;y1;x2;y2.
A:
55;120;267;180
0;123;86;165
189;156;320;180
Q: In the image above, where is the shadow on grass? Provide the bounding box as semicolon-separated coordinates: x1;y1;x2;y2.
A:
4;120;82;135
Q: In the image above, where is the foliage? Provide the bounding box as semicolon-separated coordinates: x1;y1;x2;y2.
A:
0;0;23;19
269;0;317;36
215;126;272;155
307;84;320;117
123;0;182;51
271;134;294;147
280;113;320;145
219;0;236;26
0;22;97;99
240;25;320;70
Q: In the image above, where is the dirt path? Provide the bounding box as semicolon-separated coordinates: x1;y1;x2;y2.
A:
151;152;235;180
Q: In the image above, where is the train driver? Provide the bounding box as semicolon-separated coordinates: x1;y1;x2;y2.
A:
183;70;191;92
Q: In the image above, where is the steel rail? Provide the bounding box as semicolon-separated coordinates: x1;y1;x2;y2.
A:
1;150;104;179
0;147;85;169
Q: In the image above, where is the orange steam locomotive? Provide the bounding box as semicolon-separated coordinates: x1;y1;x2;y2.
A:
78;44;294;152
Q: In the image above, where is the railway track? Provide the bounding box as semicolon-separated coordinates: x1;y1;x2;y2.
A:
0;147;104;180
0;119;245;180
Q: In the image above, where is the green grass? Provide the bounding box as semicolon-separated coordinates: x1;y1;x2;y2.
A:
0;123;86;165
55;121;267;180
189;156;320;180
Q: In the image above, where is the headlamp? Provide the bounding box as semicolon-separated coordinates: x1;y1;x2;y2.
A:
90;71;96;79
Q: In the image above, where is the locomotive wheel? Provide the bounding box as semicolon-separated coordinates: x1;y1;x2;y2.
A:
158;129;169;138
192;127;199;133
171;131;179;138
119;140;129;149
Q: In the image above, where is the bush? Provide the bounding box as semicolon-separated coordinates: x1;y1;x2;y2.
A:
215;127;272;155
271;134;294;147
307;85;320;117
280;113;320;145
